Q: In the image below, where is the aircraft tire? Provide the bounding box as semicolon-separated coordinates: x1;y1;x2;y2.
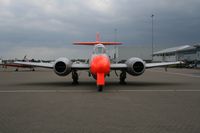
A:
72;71;79;84
98;85;103;92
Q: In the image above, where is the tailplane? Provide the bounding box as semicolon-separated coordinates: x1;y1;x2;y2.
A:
73;33;122;45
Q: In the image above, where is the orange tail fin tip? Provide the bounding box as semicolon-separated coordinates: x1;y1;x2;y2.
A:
73;33;123;45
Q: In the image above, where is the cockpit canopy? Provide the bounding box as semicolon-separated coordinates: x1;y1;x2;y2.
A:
93;44;106;54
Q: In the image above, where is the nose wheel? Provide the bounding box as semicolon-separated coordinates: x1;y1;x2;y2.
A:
98;85;103;92
120;71;126;84
72;71;79;84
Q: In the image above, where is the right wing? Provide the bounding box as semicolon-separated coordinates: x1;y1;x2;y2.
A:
14;61;90;70
71;63;90;70
14;61;54;69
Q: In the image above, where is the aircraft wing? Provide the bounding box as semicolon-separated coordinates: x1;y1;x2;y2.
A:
14;61;90;70
14;61;182;70
110;61;182;70
14;61;54;68
110;64;127;70
145;61;182;68
71;63;90;70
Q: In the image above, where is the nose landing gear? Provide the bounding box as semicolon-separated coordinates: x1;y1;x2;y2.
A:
97;73;105;92
98;85;103;92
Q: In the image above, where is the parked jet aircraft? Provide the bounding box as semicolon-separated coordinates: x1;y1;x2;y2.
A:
0;59;3;67
1;56;36;71
14;33;182;91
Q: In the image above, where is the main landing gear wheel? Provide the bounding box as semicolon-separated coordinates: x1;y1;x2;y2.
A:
98;85;103;92
72;71;79;84
119;71;127;84
88;71;91;77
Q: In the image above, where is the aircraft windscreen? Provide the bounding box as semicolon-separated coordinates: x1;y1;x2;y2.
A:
94;46;106;54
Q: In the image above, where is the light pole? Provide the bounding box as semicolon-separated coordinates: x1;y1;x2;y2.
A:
114;28;118;63
151;14;154;62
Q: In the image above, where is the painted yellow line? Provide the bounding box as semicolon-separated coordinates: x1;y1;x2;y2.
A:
0;89;200;93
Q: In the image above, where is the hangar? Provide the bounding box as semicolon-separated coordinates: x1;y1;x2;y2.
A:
153;44;200;67
116;44;200;67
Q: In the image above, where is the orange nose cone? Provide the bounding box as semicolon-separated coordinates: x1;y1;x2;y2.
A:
90;55;110;74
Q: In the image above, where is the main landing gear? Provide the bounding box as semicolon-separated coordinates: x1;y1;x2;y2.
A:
120;71;127;84
72;71;79;84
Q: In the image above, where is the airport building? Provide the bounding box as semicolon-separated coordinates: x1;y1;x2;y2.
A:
153;44;200;61
153;44;200;67
116;44;200;67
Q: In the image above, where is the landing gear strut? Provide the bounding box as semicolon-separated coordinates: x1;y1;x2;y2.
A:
98;85;103;92
72;71;79;84
120;71;126;84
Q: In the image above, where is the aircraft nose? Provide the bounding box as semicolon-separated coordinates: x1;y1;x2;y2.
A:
90;55;110;74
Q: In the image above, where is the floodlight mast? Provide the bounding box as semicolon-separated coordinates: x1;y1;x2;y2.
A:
114;28;118;63
151;14;154;62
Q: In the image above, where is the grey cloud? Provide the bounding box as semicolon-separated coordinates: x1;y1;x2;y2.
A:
0;0;200;59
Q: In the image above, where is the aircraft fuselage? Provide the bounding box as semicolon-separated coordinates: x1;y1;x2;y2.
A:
90;44;110;86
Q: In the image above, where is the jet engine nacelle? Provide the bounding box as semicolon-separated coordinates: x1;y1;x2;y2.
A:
126;57;145;76
53;57;72;76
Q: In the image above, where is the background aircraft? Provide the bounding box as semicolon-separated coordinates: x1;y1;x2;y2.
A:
14;33;182;91
0;59;3;67
0;56;36;71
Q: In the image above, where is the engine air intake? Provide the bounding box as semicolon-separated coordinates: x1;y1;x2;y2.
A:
53;58;72;76
55;61;66;73
133;61;145;73
126;57;145;76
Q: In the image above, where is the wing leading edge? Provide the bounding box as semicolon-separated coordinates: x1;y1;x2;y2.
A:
145;61;182;68
110;61;183;70
14;61;183;70
14;61;90;70
14;61;54;68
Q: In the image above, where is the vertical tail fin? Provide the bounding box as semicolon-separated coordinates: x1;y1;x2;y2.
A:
96;32;100;42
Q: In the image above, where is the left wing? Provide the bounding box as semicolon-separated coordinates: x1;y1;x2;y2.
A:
145;61;182;68
110;64;127;70
110;61;182;70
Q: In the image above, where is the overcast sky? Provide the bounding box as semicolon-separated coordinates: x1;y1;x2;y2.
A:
0;0;200;59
